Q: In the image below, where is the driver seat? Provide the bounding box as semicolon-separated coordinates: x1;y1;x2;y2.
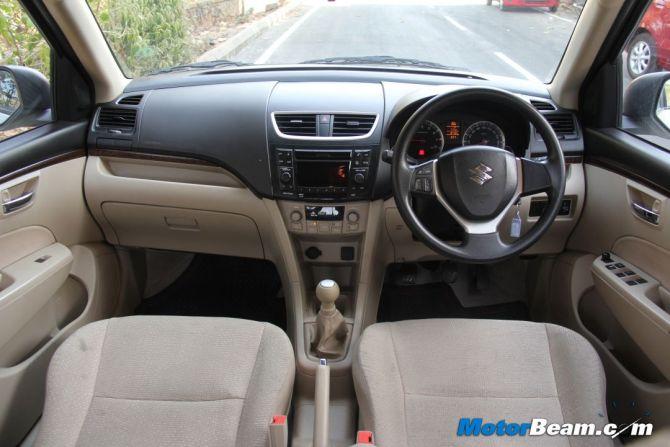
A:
353;319;613;447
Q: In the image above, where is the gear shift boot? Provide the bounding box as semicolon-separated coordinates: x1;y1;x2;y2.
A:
311;279;349;359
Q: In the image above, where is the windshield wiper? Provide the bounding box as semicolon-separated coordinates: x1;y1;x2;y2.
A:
301;55;467;72
149;59;248;75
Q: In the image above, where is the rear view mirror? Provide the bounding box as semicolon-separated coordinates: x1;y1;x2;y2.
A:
0;65;52;132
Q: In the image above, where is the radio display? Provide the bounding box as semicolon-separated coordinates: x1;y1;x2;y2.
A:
296;161;349;187
305;206;345;221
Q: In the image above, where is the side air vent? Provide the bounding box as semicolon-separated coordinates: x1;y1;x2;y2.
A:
332;114;376;137
118;94;143;105
546;113;577;137
530;99;556;112
274;114;317;136
97;107;137;130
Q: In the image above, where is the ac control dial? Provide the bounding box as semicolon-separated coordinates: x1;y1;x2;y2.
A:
290;211;303;222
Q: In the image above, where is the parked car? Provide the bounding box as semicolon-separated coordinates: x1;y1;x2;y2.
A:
627;0;670;78
487;0;559;12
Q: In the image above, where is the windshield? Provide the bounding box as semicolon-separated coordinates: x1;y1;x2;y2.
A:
87;0;585;82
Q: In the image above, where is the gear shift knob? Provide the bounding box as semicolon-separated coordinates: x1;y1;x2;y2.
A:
316;279;340;311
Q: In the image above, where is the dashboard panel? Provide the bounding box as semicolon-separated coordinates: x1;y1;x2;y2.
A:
87;70;581;202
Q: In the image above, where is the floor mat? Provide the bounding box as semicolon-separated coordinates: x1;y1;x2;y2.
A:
135;254;287;330
377;282;529;323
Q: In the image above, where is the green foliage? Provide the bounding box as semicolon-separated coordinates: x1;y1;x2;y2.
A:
0;0;51;78
88;0;190;77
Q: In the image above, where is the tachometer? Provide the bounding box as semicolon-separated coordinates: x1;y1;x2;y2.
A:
409;120;444;160
462;121;505;149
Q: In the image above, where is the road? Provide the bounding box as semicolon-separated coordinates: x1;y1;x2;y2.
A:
233;0;581;83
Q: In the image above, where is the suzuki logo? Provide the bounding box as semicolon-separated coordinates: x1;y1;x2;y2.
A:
469;163;493;186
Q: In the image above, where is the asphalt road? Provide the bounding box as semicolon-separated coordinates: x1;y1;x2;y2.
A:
233;0;581;83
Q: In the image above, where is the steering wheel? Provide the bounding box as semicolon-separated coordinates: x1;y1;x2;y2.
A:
392;87;566;263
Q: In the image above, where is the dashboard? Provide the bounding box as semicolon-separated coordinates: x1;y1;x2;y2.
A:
87;69;582;202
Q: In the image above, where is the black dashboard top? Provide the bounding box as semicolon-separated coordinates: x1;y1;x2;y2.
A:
88;67;582;200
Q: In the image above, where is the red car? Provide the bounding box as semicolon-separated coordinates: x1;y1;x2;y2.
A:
627;0;670;78
487;0;559;12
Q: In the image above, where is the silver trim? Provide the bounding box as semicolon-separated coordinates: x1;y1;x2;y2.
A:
632;202;660;225
2;191;34;214
271;111;379;141
428;157;523;235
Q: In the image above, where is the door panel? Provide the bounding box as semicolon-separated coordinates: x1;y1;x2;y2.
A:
558;163;670;428
0;156;120;446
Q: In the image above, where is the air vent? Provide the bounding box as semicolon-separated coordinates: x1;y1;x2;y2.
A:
530;99;556;112
97;107;137;130
546;113;576;136
274;114;317;136
118;94;143;105
332;114;376;137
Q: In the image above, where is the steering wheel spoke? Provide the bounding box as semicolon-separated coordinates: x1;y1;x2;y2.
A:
409;159;437;196
519;157;552;196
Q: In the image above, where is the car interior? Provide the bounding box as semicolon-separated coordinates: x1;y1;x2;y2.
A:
1;0;670;446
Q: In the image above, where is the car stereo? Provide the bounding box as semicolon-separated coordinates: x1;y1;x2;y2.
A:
274;148;372;200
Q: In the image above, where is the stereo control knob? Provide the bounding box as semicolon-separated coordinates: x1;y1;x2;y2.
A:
290;211;302;222
353;172;366;185
279;171;292;184
347;211;360;223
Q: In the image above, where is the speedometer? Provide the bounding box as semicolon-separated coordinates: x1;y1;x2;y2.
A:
409;120;444;161
462;121;505;149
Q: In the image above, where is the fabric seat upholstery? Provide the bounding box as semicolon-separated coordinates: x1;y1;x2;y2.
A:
353;319;612;447
36;316;294;447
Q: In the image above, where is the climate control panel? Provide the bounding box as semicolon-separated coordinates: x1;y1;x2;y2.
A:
279;202;368;235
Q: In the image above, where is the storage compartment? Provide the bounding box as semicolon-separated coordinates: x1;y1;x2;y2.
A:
592;253;670;381
578;288;665;384
0;277;87;367
102;202;264;258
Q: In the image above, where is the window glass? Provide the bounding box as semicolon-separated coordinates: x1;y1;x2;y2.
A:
0;0;53;142
620;0;670;147
87;0;586;80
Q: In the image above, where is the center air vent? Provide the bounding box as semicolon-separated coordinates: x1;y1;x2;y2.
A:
332;114;376;137
530;99;556;112
97;107;137;130
546;113;577;137
118;94;143;105
274;114;317;136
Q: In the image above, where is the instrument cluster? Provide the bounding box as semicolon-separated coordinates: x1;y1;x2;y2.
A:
405;110;529;162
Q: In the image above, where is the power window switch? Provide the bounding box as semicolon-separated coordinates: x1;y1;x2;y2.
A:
615;263;625;268
625;280;638;286
624;271;636;276
616;273;626;278
636;278;648;284
606;265;617;270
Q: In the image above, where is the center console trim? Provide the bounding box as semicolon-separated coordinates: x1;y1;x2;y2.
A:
271;111;380;141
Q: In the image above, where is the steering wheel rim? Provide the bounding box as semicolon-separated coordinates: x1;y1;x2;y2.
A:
392;87;566;263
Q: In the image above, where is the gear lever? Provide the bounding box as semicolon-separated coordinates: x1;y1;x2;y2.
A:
312;279;348;359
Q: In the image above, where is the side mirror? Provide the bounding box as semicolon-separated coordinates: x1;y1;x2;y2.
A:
0;65;52;132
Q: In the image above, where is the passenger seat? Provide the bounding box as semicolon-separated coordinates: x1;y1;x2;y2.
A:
35;316;294;447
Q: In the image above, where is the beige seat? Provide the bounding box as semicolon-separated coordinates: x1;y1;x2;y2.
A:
353;319;612;447
35;316;294;447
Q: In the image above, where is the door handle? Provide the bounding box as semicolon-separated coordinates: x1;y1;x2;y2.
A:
2;191;34;214
632;202;660;225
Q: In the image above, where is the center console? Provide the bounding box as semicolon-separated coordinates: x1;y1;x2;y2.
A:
273;147;375;201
